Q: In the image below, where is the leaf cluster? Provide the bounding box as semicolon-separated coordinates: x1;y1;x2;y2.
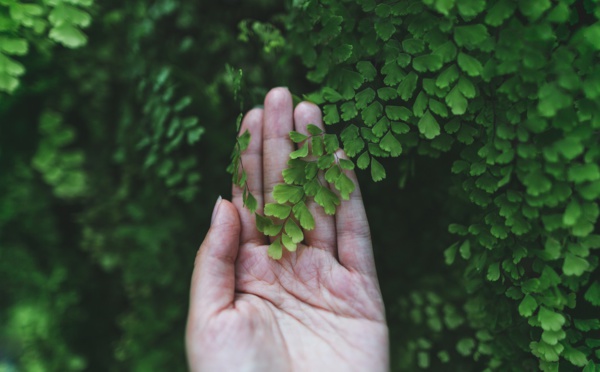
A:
272;0;600;369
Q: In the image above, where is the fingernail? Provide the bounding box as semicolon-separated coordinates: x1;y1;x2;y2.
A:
253;104;264;109
278;86;289;90
211;196;223;225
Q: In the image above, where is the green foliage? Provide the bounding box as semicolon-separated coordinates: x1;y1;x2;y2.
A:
270;0;600;369
242;124;353;257
3;0;600;371
0;0;93;93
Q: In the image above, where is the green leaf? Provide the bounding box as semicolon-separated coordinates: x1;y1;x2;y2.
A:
397;72;418;100
584;24;600;50
457;53;483;77
314;186;340;215
556;137;584;160
379;132;403;156
357;152;370;169
538;307;565;331
432;41;457;63
283;159;308;185
293;202;315;230
582;361;596;372
413;91;428;117
49;24;88;48
290;142;309;159
519;294;538;317
256;213;283;237
356;61;377;82
519;0;551;20
584;282;600;306
402;38;425;54
574;319;600;332
0;37;28;55
445;242;458;265
323;104;340;125
413;54;443;72
362;101;383;126
49;4;92;27
429;99;448;117
454;24;488;47
303;178;320;197
568;164;600;184
386;106;412;121
325;165;341;183
544;238;562;260
285;219;304;243
340;101;358;120
487;262;500;281
456;338;475;356
537;84;572;117
391;121;410;134
377;87;398;101
307;124;323;135
457;0;485;16
371;157;386;181
281;233;297;252
355;88;376;110
339;159;355;170
418;111;441;140
244;192;258;213
563;253;590;276
563;199;582;226
268;237;283;259
541;330;566;346
317;153;335;169
312;136;324;156
289;131;308;143
485;0;515;26
457;77;476;98
273;184;304;204
238;130;251;151
436;65;459;89
373;117;390;138
333;44;353;63
563;347;588;368
375;20;396;41
264;203;292;219
322;87;343;103
324;134;339;154
523;171;552;196
334;173;355;200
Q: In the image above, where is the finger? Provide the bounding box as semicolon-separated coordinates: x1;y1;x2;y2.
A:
232;108;267;246
293;101;336;254
334;150;377;278
263;87;294;205
188;198;241;318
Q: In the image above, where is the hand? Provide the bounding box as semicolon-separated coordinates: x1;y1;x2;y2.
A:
186;88;389;372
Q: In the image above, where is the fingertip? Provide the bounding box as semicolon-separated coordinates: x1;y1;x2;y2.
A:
264;87;292;108
210;199;241;234
294;101;324;131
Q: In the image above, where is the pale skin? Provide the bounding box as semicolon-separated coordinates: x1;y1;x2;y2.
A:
186;88;389;372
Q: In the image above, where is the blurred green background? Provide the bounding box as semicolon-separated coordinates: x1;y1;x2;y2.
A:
2;0;573;371
0;1;462;370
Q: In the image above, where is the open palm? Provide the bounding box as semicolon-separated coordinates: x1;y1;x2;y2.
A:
186;88;389;372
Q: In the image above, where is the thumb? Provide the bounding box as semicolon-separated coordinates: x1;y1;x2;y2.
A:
188;197;241;318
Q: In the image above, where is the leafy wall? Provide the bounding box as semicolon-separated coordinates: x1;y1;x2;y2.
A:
1;0;599;371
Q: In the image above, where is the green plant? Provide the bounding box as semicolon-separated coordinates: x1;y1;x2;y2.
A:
0;0;93;93
231;0;600;370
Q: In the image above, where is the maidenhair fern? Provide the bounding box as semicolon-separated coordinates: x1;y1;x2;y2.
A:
230;0;600;370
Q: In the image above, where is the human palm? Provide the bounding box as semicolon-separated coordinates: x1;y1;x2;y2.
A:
186;88;389;372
